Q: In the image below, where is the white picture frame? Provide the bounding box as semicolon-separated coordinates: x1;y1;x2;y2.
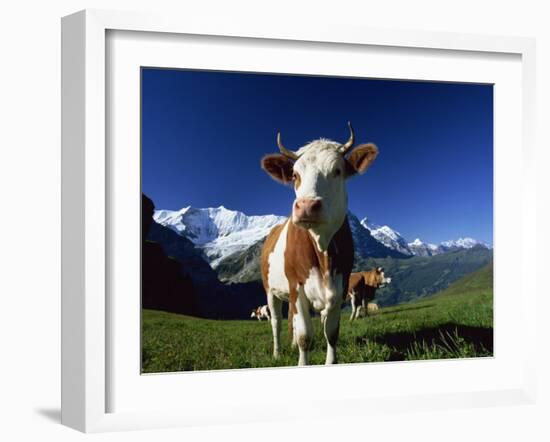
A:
61;9;537;433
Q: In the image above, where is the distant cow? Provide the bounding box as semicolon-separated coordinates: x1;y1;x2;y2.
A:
250;305;271;321
367;302;379;313
348;267;390;321
260;123;379;365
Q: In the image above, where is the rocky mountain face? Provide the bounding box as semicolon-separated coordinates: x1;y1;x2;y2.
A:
407;238;440;257
143;195;270;319
142;194;198;316
348;213;408;259
360;217;413;255
215;239;266;283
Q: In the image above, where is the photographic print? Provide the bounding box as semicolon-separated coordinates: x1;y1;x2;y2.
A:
141;68;493;372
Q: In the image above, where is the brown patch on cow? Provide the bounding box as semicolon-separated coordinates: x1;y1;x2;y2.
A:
261;217;354;347
260;220;288;292
293;171;301;190
345;143;378;177
261;154;294;184
284;217;354;317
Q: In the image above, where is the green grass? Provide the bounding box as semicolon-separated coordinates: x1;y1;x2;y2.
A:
142;265;493;372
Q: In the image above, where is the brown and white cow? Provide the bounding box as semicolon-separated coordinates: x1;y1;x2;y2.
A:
347;267;391;321
250;305;271;321
260;123;379;365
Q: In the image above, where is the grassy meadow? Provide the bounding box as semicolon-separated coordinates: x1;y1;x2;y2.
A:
141;264;493;373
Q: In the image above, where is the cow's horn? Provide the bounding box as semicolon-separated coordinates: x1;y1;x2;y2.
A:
277;132;299;160
339;122;355;155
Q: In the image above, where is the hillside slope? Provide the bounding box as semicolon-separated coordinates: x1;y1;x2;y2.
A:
355;247;493;306
142;264;493;372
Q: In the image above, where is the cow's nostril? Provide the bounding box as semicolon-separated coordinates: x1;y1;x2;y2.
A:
311;200;322;212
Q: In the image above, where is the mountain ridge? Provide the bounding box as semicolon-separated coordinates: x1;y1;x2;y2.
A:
361;217;490;257
155;205;491;265
144;197;493;314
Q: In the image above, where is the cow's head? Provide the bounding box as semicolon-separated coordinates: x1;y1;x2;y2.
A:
250;310;257;318
373;267;391;288
261;123;378;250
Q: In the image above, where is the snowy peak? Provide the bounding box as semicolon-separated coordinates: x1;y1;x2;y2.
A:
407;238;439;257
361;217;413;256
153;206;286;267
440;237;490;250
407;236;490;256
348;213;406;258
361;217;489;257
360;217;380;231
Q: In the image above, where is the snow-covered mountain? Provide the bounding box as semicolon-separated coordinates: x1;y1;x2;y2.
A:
440;237;490;251
360;217;490;257
360;217;413;256
407;238;440;257
408;237;490;256
154;205;491;269
348;213;406;259
154;206;286;267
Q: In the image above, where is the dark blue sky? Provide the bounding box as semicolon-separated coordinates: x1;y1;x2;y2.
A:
142;68;493;245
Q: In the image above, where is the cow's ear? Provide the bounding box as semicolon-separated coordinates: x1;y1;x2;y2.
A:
261;154;294;184
345;143;378;176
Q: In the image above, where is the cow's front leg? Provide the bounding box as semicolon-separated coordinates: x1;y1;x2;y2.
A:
267;291;282;358
349;293;356;322
323;296;343;365
295;288;313;366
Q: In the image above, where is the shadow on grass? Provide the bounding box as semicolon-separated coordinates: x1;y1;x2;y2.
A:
357;322;493;361
377;303;435;316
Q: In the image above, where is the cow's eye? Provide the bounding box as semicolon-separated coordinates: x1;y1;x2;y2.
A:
334;168;342;177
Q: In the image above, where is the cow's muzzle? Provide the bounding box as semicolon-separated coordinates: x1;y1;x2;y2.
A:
293;198;323;226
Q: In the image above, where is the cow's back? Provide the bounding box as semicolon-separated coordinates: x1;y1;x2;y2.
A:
363;270;378;286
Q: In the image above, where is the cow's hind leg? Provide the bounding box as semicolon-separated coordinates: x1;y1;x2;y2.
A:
267;291;283;358
294;288;313;366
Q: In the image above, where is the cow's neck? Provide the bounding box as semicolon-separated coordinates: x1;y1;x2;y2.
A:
306;216;346;253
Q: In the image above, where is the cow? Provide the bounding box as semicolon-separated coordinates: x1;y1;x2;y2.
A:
250;305;271;321
367;302;379;313
347;267;391;321
260;123;379;365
